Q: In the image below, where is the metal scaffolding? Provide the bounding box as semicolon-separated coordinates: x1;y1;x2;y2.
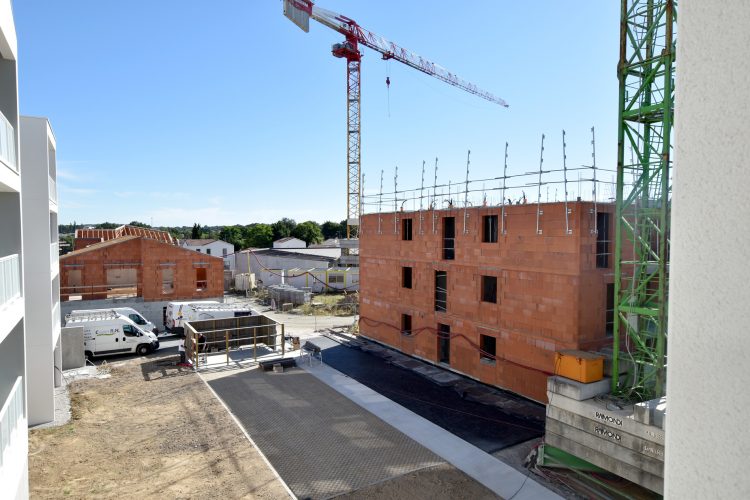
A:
612;0;676;400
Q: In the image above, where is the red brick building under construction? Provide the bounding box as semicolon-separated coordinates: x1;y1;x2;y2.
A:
359;201;614;403
60;235;224;302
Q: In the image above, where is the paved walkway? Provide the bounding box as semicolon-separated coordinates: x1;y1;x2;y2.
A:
302;360;562;500
203;367;445;499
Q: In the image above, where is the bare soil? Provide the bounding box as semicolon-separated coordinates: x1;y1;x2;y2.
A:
334;463;498;500
28;354;288;499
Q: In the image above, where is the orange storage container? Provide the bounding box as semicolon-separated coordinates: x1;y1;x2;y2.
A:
554;350;604;383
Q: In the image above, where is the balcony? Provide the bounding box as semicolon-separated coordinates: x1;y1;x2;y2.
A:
0;376;25;470
0;111;16;172
50;242;59;271
0;254;20;311
49;175;57;203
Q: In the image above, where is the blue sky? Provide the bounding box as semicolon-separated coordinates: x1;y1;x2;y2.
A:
15;1;620;226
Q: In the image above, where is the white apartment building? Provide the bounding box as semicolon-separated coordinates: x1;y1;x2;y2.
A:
0;0;26;497
179;238;234;269
20;116;60;427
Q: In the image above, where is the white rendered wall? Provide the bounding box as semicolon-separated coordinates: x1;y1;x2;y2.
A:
20;116;58;426
665;2;750;497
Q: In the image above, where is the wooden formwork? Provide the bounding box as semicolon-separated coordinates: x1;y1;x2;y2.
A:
184;314;285;368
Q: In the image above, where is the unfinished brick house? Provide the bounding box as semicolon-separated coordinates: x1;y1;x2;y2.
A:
73;224;174;250
59;235;223;302
359;201;615;403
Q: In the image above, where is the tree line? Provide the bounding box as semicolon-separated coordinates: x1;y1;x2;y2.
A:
59;219;355;251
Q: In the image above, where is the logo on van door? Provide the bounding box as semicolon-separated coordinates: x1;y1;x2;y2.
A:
94;328;118;336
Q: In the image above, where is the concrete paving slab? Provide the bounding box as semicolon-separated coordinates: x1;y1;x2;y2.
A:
204;367;444;500
304;361;561;500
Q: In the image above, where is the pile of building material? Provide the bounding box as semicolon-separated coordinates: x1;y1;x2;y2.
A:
543;351;665;494
234;273;256;292
267;284;310;308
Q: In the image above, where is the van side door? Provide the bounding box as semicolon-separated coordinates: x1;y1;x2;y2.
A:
122;324;141;352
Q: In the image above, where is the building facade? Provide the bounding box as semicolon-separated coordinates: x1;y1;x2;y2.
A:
359;202;614;402
20;116;61;426
60;236;224;302
0;2;27;495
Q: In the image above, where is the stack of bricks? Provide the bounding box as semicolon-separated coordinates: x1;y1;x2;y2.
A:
359;201;614;402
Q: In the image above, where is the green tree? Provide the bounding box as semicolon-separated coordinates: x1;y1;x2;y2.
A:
219;225;245;250
321;221;344;240
96;222;119;229
244;223;273;248
129;220;151;228
291;221;323;245
340;219;357;238
271;218;296;241
191;223;202;239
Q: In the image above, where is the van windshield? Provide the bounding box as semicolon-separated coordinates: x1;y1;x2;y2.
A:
129;314;146;325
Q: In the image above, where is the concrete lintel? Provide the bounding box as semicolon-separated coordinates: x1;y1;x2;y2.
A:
545;418;664;477
546;405;664;461
546;391;665;445
547;376;610;401
545;432;663;494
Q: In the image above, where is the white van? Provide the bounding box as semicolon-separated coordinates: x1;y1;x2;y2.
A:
65;310;159;358
165;301;255;335
69;307;158;334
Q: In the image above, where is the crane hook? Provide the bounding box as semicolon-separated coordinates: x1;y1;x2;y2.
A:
386;76;390;88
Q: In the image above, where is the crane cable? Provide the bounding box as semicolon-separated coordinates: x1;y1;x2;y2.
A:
385;59;391;118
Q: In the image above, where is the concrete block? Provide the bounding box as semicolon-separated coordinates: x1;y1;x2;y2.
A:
634;397;667;429
545;418;663;477
546;391;665;445
545;432;663;494
547;375;610;401
546;405;664;461
61;326;85;370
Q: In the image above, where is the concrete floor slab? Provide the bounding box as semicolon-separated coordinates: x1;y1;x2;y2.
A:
304;361;561;500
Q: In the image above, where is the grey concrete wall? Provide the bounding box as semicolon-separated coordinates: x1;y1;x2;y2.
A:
61;326;84;370
60;296;223;332
665;2;750;498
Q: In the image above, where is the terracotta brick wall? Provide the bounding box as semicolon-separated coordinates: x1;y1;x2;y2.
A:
60;238;224;302
359;202;614;403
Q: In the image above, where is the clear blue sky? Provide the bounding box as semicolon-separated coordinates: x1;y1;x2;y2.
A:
14;0;620;226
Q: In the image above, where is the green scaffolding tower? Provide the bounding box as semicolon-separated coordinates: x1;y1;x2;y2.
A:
612;0;676;400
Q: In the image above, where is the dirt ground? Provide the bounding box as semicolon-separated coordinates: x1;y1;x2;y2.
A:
28;354;289;499
333;464;498;500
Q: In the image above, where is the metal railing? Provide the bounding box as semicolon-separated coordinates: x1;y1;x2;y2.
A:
50;242;59;270
0;111;16;172
0;376;25;467
0;254;21;310
49;175;57;202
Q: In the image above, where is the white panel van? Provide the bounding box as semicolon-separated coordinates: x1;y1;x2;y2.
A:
65;311;159;358
69;307;158;333
165;301;255;335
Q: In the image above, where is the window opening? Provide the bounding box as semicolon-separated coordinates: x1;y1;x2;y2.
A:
435;271;447;312
483;215;498;243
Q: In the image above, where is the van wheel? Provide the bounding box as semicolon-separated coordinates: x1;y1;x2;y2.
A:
137;344;150;356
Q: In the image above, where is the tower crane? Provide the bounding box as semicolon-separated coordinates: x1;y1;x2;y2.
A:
283;0;508;238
